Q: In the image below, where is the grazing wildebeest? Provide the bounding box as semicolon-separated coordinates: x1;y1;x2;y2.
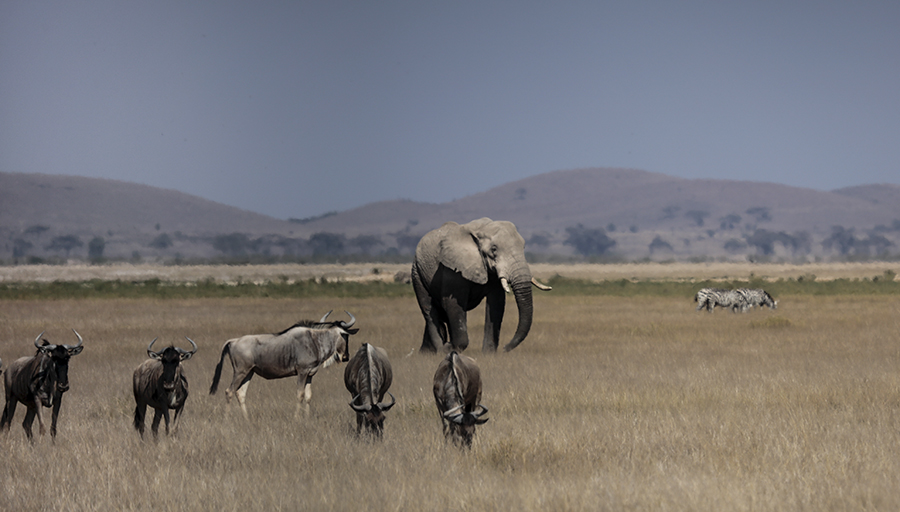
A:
1;330;84;441
209;311;358;418
344;343;395;437
132;336;197;439
433;351;488;447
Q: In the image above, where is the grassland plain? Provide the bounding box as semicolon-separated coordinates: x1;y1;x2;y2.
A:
1;265;900;511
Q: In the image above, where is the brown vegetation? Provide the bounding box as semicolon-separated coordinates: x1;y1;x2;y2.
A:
2;290;900;510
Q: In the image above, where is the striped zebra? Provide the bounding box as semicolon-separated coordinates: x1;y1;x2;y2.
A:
735;288;777;311
694;287;749;313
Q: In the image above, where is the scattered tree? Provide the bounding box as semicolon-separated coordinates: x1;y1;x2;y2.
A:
212;233;251;256
648;236;674;254
564;224;616;256
46;235;83;258
88;236;106;261
149;233;173;249
309;232;346;255
684;210;710;227
719;213;742;230
12;238;32;259
822;226;893;257
349;234;383;254
723;238;747;253
746;207;772;223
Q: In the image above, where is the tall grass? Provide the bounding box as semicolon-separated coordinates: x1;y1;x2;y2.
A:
2;294;900;510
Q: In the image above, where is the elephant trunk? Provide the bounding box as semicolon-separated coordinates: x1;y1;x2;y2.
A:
504;270;534;352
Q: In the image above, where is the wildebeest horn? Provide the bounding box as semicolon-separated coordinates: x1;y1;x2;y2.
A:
33;331;46;349
442;404;464;419
472;404;488;418
146;337;160;357
340;311;356;329
65;329;84;349
181;336;198;355
378;392;396;411
349;394;370;412
319;310;333;322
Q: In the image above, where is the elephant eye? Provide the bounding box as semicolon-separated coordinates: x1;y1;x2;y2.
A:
490;244;498;255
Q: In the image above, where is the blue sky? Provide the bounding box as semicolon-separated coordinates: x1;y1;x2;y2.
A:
2;1;898;219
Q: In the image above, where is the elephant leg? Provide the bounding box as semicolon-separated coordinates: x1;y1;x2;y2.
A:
482;285;506;352
413;266;446;352
442;296;470;351
419;300;447;352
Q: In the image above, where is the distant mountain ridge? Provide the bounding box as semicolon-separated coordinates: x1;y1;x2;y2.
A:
2;169;899;262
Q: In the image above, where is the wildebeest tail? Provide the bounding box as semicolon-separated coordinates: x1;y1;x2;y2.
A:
132;405;142;432
209;341;232;395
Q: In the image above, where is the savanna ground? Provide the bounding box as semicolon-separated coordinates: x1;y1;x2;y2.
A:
1;263;900;511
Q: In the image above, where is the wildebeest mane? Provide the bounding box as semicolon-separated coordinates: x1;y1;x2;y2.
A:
275;320;332;335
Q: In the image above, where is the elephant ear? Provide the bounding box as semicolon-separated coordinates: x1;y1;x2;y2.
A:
440;224;488;285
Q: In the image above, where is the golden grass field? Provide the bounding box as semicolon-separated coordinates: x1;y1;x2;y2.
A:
2;263;900;511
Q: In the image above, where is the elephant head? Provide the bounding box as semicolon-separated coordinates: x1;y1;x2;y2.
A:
438;218;550;351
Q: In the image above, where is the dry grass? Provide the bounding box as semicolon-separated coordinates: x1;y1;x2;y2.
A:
2;261;899;284
2;291;900;511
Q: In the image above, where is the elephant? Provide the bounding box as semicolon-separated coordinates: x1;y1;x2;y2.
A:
411;218;551;353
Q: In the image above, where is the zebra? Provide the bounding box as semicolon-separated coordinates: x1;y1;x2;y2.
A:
694;287;749;313
735;288;777;311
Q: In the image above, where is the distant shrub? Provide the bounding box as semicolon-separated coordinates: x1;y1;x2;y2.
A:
46;235;83;257
149;233;173;249
649;236;674;254
564;224;616;257
88;236;105;261
684;210;710;227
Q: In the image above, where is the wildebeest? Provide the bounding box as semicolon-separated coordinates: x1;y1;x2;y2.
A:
209;310;358;418
433;351;488;447
344;343;395;437
1;330;84;441
132;336;197;438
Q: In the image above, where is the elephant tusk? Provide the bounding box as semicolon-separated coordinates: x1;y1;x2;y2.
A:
500;277;512;294
531;277;552;291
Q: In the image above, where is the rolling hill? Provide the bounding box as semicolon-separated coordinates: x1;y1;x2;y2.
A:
2;169;899;262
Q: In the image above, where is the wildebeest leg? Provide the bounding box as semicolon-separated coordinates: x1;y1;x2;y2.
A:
151;409;163;439
30;396;46;438
50;396;63;438
0;399;17;432
23;407;38;442
227;370;253;418
234;375;252;419
161;407;172;436
171;405;184;435
296;373;313;417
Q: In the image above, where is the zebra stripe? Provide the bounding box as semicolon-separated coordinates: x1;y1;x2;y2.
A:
694;287;749;313
735;288;777;310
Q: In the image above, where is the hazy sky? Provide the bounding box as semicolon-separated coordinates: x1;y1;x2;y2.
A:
2;1;898;220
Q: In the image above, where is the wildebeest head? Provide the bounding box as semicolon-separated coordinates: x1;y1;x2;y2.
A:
443;403;489;447
350;392;395;435
318;310;357;364
147;337;197;391
33;330;84;405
